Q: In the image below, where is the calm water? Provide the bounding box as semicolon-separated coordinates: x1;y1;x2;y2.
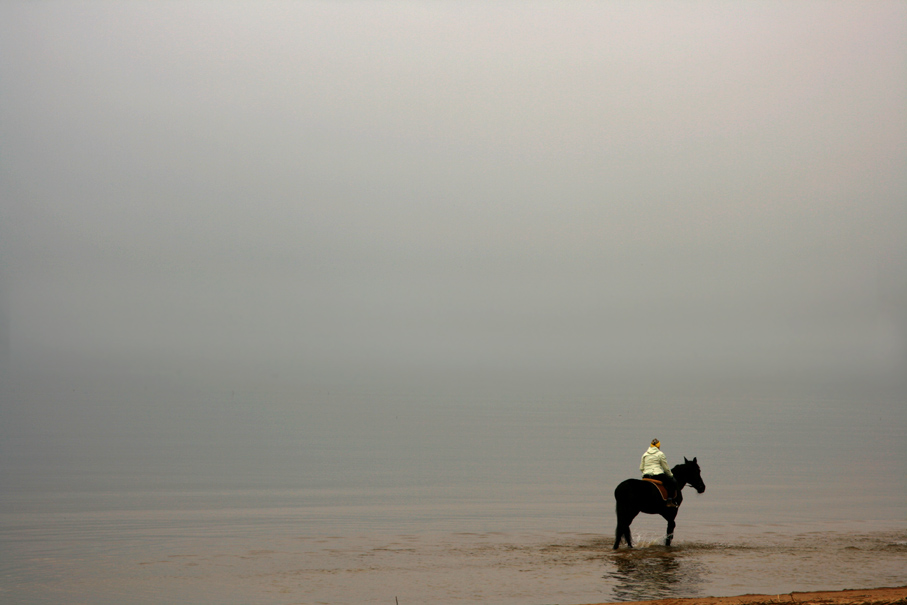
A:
2;373;906;604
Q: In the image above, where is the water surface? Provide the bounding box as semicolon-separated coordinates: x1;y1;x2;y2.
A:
2;375;905;604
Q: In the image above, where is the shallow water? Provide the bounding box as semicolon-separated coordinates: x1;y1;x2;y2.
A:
2;499;905;605
2;379;906;604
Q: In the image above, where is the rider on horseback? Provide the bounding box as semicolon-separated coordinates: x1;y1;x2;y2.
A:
640;438;677;507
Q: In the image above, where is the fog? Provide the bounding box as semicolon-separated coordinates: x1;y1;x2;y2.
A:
2;1;905;403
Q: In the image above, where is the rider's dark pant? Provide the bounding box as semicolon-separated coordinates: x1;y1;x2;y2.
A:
643;473;677;498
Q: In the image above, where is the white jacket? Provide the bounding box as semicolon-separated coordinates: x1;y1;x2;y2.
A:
640;446;673;477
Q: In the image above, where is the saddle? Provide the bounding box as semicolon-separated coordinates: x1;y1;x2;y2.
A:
642;477;671;501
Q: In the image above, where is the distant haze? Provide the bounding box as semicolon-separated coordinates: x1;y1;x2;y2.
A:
1;1;905;398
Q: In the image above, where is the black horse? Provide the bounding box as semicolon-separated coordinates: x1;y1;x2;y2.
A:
613;457;706;549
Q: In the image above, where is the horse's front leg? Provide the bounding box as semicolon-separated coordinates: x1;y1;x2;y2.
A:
663;511;677;546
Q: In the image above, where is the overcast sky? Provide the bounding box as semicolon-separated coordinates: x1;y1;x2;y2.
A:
1;1;905;394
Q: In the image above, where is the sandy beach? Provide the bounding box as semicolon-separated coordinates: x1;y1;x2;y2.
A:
587;586;907;605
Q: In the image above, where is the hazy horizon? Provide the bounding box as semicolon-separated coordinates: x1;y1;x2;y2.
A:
1;1;905;400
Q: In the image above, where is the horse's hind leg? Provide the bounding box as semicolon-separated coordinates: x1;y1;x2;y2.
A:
622;523;633;549
613;520;625;550
613;509;638;550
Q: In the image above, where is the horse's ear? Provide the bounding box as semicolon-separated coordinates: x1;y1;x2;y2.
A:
693;457;697;463
684;456;690;463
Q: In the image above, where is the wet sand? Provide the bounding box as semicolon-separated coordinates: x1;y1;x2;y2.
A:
586;586;907;605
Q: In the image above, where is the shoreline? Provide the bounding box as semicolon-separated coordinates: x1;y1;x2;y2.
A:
585;586;907;605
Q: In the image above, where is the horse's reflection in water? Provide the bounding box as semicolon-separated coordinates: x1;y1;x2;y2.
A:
606;548;707;602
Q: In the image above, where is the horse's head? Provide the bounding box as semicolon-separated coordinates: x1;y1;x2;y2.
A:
683;457;706;494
